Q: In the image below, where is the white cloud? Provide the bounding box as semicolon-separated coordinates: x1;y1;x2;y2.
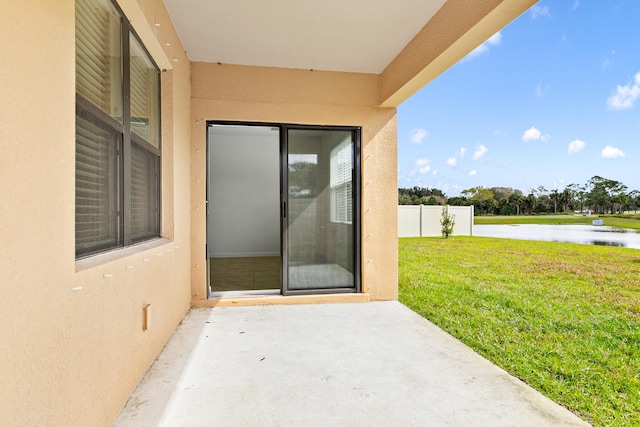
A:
415;158;431;174
522;126;550;142
602;50;616;70
486;32;502;46
535;83;549;98
432;170;438;176
571;1;580;11
531;5;550;19
607;72;640;110
567;139;586;155
601;145;626;159
522;127;541;141
493;128;507;137
410;128;428;144
463;31;502;61
473;144;488;160
445;147;467;168
469;170;477;177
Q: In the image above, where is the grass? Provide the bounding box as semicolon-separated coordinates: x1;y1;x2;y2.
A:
475;214;640;231
399;237;640;426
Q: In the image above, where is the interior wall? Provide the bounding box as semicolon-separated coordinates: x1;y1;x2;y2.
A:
191;63;399;302
207;127;280;258
0;1;192;425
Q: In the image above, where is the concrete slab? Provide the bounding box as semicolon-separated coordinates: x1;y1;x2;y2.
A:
114;301;590;426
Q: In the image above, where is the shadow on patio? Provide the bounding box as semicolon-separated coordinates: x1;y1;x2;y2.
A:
114;301;589;426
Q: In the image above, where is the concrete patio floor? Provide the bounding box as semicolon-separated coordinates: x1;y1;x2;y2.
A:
114;301;590;426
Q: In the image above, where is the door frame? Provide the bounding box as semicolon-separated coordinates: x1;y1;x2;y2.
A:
281;124;361;296
206;121;361;296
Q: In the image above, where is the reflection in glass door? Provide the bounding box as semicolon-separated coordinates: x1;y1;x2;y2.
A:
283;128;360;294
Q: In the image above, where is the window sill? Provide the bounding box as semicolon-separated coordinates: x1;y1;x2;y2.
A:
75;238;173;272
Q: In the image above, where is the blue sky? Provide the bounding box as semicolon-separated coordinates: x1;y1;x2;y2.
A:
398;1;640;197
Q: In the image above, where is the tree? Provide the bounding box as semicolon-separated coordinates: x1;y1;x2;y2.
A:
448;196;470;206
587;176;627;214
550;189;560;214
490;187;517;201
461;187;495;215
508;192;524;215
612;192;629;214
562;185;578;212
571;184;588;213
288;161;317;197
397;180;639;215
398;187;447;205
628;190;640;213
440;206;455;238
426;196;439;205
398;194;412;205
524;192;537;215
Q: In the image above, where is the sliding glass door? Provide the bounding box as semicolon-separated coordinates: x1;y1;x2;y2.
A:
283;127;360;295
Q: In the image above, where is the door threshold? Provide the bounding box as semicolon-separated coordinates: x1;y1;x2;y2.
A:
197;292;370;307
208;289;280;299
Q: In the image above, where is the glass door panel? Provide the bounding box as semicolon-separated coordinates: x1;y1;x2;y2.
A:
284;128;357;293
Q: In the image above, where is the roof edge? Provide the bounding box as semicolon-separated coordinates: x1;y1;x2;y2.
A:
379;0;537;107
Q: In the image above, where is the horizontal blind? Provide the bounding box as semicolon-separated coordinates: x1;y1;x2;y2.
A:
75;110;121;255
131;143;159;241
130;34;160;148
330;137;353;223
75;0;122;120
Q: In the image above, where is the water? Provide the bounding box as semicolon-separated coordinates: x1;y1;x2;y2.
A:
473;224;640;249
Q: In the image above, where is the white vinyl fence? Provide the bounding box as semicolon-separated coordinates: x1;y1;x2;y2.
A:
398;205;474;237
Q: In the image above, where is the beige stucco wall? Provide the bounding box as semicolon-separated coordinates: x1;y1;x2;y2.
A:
0;0;192;425
190;63;399;301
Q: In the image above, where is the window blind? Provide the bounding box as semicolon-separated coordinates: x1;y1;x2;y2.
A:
330;137;353;224
75;0;122;120
131;143;159;241
130;34;160;147
75;110;121;255
75;0;161;257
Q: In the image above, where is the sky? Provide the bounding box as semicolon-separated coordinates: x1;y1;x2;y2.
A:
397;1;640;197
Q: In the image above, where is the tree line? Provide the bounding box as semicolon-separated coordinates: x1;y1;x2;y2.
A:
399;176;640;216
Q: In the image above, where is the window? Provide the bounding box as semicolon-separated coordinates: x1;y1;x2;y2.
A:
329;137;353;224
75;0;160;257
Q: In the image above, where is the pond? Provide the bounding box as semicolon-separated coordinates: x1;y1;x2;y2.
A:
473;224;640;249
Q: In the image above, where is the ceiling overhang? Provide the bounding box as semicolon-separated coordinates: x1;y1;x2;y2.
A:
162;0;537;106
163;0;447;74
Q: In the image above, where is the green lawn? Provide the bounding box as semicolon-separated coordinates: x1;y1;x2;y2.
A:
475;214;640;231
399;237;640;426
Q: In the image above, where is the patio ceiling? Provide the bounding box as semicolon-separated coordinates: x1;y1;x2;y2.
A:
161;0;537;106
162;0;447;74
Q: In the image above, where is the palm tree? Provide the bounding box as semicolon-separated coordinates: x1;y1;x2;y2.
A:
508;192;524;215
560;187;573;212
524;192;537;215
628;190;640;213
550;189;560;214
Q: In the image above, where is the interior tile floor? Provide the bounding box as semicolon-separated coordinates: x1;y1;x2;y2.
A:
210;256;280;291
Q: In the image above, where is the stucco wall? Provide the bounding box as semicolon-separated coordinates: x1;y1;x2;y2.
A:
190;63;399;301
0;0;192;425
